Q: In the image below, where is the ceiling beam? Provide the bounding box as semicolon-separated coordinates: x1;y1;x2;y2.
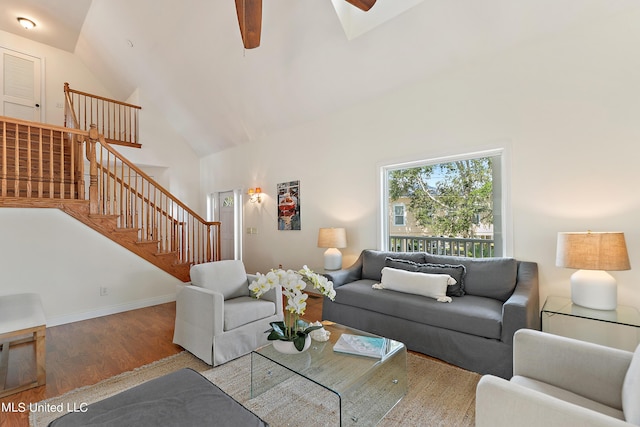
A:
344;0;377;12
235;0;262;49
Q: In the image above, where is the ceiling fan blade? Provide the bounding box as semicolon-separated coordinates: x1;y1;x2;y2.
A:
235;0;262;49
344;0;377;11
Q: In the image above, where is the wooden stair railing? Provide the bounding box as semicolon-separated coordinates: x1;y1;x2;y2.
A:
64;82;142;148
87;126;221;268
0;116;220;281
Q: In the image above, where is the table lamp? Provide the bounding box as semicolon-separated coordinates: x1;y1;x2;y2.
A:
317;228;347;270
556;231;630;310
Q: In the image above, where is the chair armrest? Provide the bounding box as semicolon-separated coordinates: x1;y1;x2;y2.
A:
476;375;632;427
176;285;225;336
513;329;632;409
323;252;364;288
501;261;540;344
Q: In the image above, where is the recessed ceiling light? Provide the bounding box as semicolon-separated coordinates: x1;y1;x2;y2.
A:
17;17;36;30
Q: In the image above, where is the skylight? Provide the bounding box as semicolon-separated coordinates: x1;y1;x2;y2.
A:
331;0;425;40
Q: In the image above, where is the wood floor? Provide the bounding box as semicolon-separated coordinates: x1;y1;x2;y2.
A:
0;295;325;427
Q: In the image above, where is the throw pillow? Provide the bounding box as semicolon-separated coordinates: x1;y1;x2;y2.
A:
416;263;466;297
386;257;466;297
385;257;419;272
622;343;640;425
376;267;453;302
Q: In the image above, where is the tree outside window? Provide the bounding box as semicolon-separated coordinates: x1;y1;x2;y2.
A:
385;152;503;258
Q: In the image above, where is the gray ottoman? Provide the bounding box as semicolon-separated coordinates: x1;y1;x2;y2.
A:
48;368;267;427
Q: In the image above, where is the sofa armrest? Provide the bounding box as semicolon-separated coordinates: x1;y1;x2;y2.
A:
323;252;364;288
476;375;632;427
501;261;539;344
513;329;632;409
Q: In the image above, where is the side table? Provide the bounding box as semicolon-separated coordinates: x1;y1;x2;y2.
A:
541;295;640;351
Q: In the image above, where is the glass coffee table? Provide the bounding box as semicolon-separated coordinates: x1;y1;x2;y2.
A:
251;322;407;426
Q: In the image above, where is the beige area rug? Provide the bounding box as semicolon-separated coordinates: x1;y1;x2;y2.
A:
30;351;479;427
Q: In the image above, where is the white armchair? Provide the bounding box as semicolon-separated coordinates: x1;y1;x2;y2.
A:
173;260;283;366
476;329;640;427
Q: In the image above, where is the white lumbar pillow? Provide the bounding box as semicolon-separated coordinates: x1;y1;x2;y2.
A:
375;267;453;303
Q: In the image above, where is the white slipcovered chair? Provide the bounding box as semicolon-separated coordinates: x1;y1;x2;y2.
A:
476;329;640;427
173;260;283;366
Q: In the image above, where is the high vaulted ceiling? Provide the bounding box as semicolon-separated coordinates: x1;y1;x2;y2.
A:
2;0;639;156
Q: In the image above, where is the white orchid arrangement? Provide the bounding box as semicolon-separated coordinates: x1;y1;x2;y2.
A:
249;265;336;351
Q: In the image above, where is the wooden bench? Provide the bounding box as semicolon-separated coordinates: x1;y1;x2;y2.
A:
0;293;46;398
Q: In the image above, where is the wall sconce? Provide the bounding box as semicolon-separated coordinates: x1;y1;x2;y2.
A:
248;187;262;203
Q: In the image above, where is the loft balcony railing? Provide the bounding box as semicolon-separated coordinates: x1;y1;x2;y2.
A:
64;82;141;148
389;235;495;258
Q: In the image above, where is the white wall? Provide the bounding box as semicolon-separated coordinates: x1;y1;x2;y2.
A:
0;209;181;326
117;89;202;212
201;8;640;309
0;32;203;323
0;29;111;127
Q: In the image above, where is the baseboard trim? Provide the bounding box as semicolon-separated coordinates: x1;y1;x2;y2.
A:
46;294;177;327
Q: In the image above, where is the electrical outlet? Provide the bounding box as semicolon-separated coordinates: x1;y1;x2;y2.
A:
100;286;108;296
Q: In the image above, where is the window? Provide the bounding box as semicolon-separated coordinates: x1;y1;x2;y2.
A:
381;149;507;258
393;204;406;226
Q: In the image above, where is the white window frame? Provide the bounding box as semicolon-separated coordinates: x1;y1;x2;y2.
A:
378;147;512;257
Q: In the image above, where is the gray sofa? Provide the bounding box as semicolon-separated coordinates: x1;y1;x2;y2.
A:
321;250;540;379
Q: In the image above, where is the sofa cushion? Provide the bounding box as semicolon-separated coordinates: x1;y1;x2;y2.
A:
424;254;517;301
224;296;275;331
622;343;640;425
333;280;503;339
385;257;466;297
362;250;427;281
378;267;453;302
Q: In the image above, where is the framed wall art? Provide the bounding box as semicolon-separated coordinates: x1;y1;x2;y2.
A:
277;180;300;230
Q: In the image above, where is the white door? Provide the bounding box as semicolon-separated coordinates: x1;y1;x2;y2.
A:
210;190;242;261
1;48;41;121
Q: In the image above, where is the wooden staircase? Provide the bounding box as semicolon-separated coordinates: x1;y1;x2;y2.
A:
0;110;219;282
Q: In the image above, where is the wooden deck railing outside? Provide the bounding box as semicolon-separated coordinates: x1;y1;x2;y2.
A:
64;82;141;148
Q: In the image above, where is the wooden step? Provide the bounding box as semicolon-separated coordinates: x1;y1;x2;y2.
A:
89;214;120;230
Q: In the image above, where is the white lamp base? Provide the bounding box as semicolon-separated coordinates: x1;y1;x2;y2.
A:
323;248;343;270
570;269;617;310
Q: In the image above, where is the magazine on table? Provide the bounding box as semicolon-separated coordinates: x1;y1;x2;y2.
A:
333;333;387;358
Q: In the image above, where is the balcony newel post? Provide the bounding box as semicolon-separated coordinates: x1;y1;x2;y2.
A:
76;134;85;199
88;125;99;214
